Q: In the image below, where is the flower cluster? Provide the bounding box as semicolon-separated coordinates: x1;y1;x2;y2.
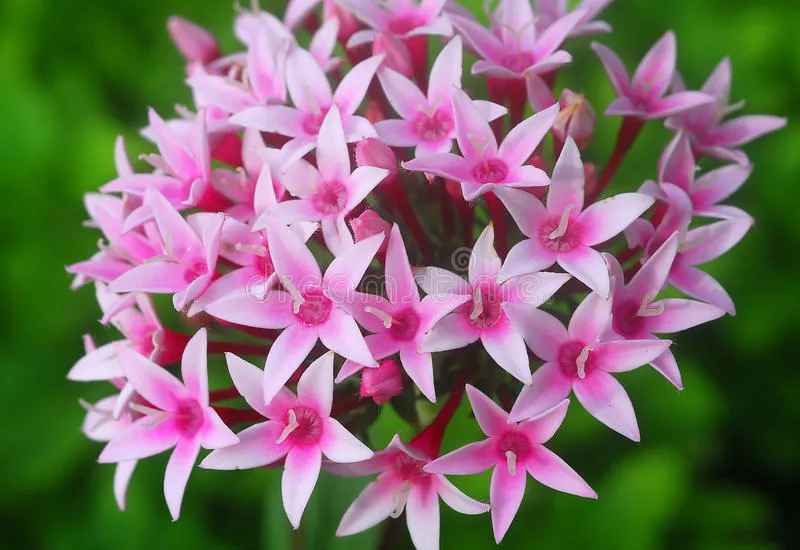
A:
68;1;784;547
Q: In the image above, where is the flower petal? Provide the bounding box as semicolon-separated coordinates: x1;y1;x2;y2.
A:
115;343;186;410
164;437;202;521
181;328;208;406
386;224;419;304
336;478;400;536
320;417;374;462
526;446;596;498
466;384;510;436
437;476;489;515
282;445;322;529
497;104;559;168
645;298;726;333
333;55;383;115
508;362;572;422
558;246;611;298
420;313;479;353
573;370;639;441
297;351;335;416
594;339;672;373
319;309;376;367
568;292;611;343
200;421;287;469
490;463;526;543
399;345;436;402
580;192;655;246
263;324;318;404
590;42;630;97
406;483;440;550
493;188;548;241
425;439;496;475
502;303;567;362
481;318;532;385
632;31;675;102
519;398;570;444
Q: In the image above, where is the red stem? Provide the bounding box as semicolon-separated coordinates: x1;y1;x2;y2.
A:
207;341;268;356
386;176;434;264
210;388;242;402
213;406;264;425
591;117;645;202
409;372;468;458
437;178;456;241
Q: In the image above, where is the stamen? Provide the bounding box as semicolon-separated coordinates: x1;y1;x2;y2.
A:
549;205;575;240
505;450;517;476
234;242;268;256
576;345;593;379
678;234;705;253
466;132;490;157
365;306;393;329
113;382;136;420
276;409;299;444
79;399;114;432
390;481;412;519
637;293;664;317
139;153;173;175
129;403;169;428
280;275;306;314
469;288;484;321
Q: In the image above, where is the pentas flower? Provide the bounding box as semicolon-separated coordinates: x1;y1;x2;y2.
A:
553;89;596;143
360;359;404;405
201;352;373;528
230;48;383;167
403;87;558;201
425;387;595;543
109;189;224;311
450;1;586;79
592;32;714;119
330;434;489;550
504;293;672;440
534;0;614;38
496;138;655;298
340;0;453;46
255;106;389;253
416;224;570;384
338;225;469;402
168;16;221;66
666;58;787;165
376;36;507;156
97;329;239;520
604;233;726;389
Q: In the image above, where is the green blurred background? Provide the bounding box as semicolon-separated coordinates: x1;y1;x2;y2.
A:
1;0;797;548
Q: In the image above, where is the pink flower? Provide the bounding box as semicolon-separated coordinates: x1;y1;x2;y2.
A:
403;87;558;201
350;209;392;259
666;58;787;165
552;89;596;143
592;31;714;119
230;49;383;167
496;138;655;297
504;293;672;440
534;0;614;38
337;225;469;402
167;16;220;64
425;387;595;542
604;233;726;389
255;106;389;253
97;329;239;520
361;359;404;405
201;352;373;528
415;224;570;384
330;434;489;550
108;189;224;311
450;1;586;79
340;0;453;46
374;36;506;157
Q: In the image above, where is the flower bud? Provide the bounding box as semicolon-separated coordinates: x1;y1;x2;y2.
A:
360;359;403;405
167;16;220;64
553;89;596;143
350;210;391;258
355;137;399;182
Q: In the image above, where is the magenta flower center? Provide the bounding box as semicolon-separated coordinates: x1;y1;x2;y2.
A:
295;287;333;326
312;180;349;215
558;340;595;379
392;452;429;482
502;51;535;75
413;108;454;142
540;208;582;253
472;158;509;184
497;431;532;462
302;108;330;135
389;307;421;341
283;406;323;446
462;286;503;330
387;12;425;35
174;398;204;437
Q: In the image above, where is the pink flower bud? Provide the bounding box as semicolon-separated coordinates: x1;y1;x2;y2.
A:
553;89;596;143
360;359;403;405
167;16;220;64
372;33;414;78
355;138;399;181
350;210;391;258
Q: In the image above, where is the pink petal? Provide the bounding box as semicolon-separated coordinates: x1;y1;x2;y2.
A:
379;67;428;120
497;104;559;168
385;224;419;304
519;398;570;444
406;483;440;550
316;106;351;182
282;445;322;529
115;343;186;410
420;313;479;353
188;75;254;114
526;445;596;497
201;407;240;449
230;105;305;136
573;370;639;441
702;57;732;102
204;288;294;330
417;294;471;331
98;416;180;463
336;478;400;536
709;115;787;148
650;348;683;389
451;86;497;159
649;92;715;119
568;292;611;343
346;166;390;210
148;189;203;261
547;137;585;217
580;192;655;246
227;353;297;419
645;298;725;334
108;261;188;295
425;439;496;475
632;31;676;102
325;232;384;297
493;187;549;240
147;109;196;182
320;417;373;462
286;47;332;112
503;271;571;307
509;362;572;422
532;7;586;59
412;267;470;297
437;476;489;514
113;460;137;511
670;265;735;315
68;342;123;381
181;328;208;406
558;246;611;298
164;437;201;521
375;119;418;146
502;303;567;362
481;318;532;385
490;462;526;543
590;42;630;97
402;153;472;183
321;217;355;256
200;420;288;469
692;163;752;207
679;218;751;266
658;132;695;190
266;219;322;285
497;239;556;283
333;55;383;115
399;345;436;402
594;339;672;373
625;232;680;305
427;36;463;103
468;224;502;283
263;324;318;403
466;384;510;436
604;97;643;117
319;309;376;367
297;351;334;415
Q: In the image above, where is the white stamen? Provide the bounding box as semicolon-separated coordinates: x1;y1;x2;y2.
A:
721;99;746;117
505;450;517;476
276;409;299;444
466;132;491;157
129;403;169;428
175;104;194;119
113;382;136;420
234;242;268;256
280;275;306;314
139;153;173;176
576;345;593;379
365;306;393;329
390;482;412;519
469;288;484;321
549;205;575;240
79;399;115;433
637;293;664;317
678;234;705;253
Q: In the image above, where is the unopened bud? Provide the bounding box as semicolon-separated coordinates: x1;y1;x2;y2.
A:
350;210;391;258
355;138;399;182
168;16;221;64
373;33;414;78
360;359;403;405
553;89;595;143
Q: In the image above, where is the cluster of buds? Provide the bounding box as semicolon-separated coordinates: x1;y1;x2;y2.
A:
68;0;785;547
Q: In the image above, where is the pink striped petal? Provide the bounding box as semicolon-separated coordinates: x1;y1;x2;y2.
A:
98;416;181;463
679;218;751;266
481;318;532;384
573;370;639;440
386;224;419;304
625;232;679;305
451;86;497;159
424;439;496;474
115;343;186;410
658;132;695;191
503;303;567;362
498;104;559;168
526;445;596;497
670;265;735;315
580;192;655;246
320;417;373;462
203;288;294;330
282;445;322;529
490;462;526;543
336;478;399;536
692;163;752;207
632;31;675;102
266;219;322;285
402;153;472;183
263;324;318;403
708;115;787;148
509;362;572;422
594;339;672;373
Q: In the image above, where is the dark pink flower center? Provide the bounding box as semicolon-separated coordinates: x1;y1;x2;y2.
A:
502;51;535;75
284;406;323;446
295;287;333;326
312;180;349;215
612;300;646;338
183;260;207;283
497;430;533;462
472;158;509;184
174;399;204;437
460;286;503;330
392;452;429;482
389;307;421;341
558;340;595;379
388;13;425;35
302;108;329;135
540;210;582;253
413;109;454;142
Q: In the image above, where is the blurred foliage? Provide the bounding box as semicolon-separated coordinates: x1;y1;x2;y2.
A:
0;0;798;548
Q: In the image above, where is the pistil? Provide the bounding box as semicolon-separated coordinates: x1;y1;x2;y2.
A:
549;205;575;239
390;481;412;519
576;345;593;379
365;306;393;329
280;275;306;314
637;293;664;317
469;288;484;321
505;450;517;476
276;409;299;444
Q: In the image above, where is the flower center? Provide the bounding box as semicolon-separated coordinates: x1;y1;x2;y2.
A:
464;286;503;330
276;407;323;447
557;340;595;379
302;109;329;135
472;158;509;184
131;399;204;437
312;180;349;216
295;286;333;326
393;452;428;482
388;307;421;341
502;51;535;75
497;431;533;476
540;206;581;253
413;108;454;142
387;12;425;35
613;295;661;338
